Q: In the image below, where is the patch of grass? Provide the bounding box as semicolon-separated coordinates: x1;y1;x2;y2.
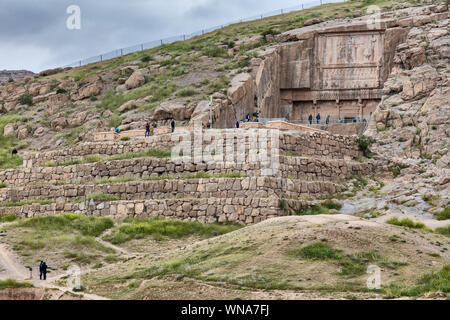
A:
321;200;342;211
435;225;450;237
0;213;17;223
5;214;116;266
203;45;229;58
287;243;406;277
435;206;450;221
86;193;121;202
386;217;429;231
10;214;114;237
103;217;242;244
0;199;55;207
107;148;172;161
0;279;33;290
120;136;130;141
384;265;450;297
422;194;440;206
44;148;172;167
287;243;341;260
176;87;197;97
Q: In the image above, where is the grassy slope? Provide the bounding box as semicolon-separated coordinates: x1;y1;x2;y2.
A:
83;215;450;299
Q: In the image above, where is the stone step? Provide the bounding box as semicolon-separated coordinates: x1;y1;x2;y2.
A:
0;177;346;204
0;197;313;225
1;155;375;187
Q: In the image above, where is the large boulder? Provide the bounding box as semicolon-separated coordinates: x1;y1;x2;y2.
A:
125;69;146;90
401;64;439;100
67;111;89;127
153;101;195;121
3;123;15;136
74;75;103;100
45;93;68;114
189;100;211;127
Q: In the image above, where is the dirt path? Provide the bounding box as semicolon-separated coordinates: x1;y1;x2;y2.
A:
0;238;109;300
0;243;29;280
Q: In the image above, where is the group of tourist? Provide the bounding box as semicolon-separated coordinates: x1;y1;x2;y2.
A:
234;112;259;128
308;114;368;125
39;261;48;280
113;119;176;138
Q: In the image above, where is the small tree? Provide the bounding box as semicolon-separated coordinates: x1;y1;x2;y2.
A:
19;94;33;106
359;134;373;158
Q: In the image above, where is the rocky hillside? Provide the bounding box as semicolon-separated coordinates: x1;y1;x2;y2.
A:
0;0;415;164
0;70;34;84
366;1;449;216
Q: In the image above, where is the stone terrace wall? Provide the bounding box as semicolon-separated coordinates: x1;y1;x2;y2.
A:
0;197;311;225
23;130;363;167
1;156;374;186
0;177;345;203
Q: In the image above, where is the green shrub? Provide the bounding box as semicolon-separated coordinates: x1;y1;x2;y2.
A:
322;200;343;211
176;87;197;97
141;55;152;62
71;216;114;237
19;94;33;106
0;213;17;223
120;136;130;141
203;45;228;58
387;217;428;230
109;113;122;128
0;279;33;290
56;88;67;94
359;134;373;158
436;206;450;221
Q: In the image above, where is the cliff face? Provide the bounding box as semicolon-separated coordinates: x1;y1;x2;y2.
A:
365;7;449;211
0;70;34;83
366;10;449;167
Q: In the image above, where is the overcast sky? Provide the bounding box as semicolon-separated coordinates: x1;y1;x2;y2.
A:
0;0;307;72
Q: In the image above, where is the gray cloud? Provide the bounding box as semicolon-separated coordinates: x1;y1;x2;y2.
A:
0;0;300;72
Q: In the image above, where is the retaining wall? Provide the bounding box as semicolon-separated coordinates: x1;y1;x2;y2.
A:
0;197;312;225
2;156;375;186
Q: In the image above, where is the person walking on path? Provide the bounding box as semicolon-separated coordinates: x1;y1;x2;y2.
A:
145;123;150;137
326;115;330;125
41;261;48;280
308;114;313;125
170;119;175;133
316;113;321;124
39;261;44;280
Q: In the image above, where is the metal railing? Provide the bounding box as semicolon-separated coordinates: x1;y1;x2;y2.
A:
63;0;344;68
